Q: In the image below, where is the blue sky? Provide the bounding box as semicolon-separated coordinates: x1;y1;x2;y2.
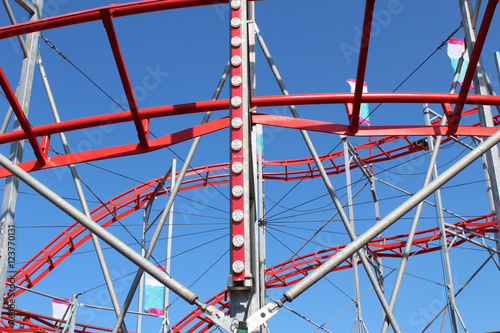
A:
1;0;500;332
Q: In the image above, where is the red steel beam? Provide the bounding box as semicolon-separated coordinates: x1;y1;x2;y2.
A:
1;93;499;147
349;0;375;133
0;0;239;40
0;117;229;178
448;0;499;131
252;113;500;137
0;66;46;165
100;9;149;148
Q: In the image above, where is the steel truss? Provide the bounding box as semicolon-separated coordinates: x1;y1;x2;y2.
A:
1;0;500;332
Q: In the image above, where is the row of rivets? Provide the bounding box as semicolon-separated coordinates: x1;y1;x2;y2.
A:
230;0;245;279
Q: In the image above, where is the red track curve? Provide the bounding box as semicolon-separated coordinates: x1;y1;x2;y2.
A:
1;0;499;331
169;214;498;332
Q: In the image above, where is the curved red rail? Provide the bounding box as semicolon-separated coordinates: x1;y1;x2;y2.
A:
170;214;498;332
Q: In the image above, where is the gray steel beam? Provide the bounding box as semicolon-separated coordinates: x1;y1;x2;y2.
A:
112;62;231;333
343;139;363;333
37;57;128;333
256;25;401;333
460;0;500;270
163;159;176;333
280;120;500;305
0;0;43;305
424;107;460;333
2;0;28;57
138;169;171;333
13;0;35;14
495;52;500;83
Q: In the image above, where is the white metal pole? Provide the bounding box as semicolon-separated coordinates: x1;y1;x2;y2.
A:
163;159;176;333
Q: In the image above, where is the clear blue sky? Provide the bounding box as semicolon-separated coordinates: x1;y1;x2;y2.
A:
1;0;500;332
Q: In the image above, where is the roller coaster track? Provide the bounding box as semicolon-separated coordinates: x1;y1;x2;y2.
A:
4;105;491;301
170;213;498;332
1;0;500;331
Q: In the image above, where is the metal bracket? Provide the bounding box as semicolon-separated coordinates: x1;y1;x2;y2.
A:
204;306;234;333
246;303;279;332
204;303;278;333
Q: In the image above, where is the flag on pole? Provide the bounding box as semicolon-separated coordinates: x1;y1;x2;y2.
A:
346;79;370;125
52;299;70;321
447;38;473;89
256;124;263;161
144;266;165;315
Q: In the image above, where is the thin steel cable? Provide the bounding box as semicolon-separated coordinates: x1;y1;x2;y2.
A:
40;33;127;111
41;33;230;207
266;228;354;301
81;233;228;295
264;140;344;218
166;249;229;310
76;175;164;269
365;23;463;120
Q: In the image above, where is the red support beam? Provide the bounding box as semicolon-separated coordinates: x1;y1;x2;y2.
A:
0;66;46;165
0;117;229;178
0;0;241;40
252;113;500;137
100;9;149;148
349;0;375;134
448;0;499;131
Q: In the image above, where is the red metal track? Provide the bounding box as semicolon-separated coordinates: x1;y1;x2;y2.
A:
1;0;499;331
1;307;123;333
169;214;498;332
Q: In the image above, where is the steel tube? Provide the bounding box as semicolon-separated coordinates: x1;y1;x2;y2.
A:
343;140;363;333
0;0;42;304
380;104;454;333
282;125;500;302
2;0;28;57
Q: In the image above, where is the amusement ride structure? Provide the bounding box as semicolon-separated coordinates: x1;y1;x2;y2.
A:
0;0;500;332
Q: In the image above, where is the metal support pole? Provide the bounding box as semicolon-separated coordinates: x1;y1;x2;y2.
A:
68;294;77;333
112;62;231;333
163;159;176;333
2;0;28;57
495;52;500;83
0;0;43;305
424;106;461;333
37;56;128;333
460;0;500;269
343;139;363;333
257;26;401;333
380;49;466;332
280;118;500;306
137;169;171;333
380;108;456;333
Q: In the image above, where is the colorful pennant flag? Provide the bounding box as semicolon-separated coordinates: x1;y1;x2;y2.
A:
346;79;370;125
52;299;70;321
447;38;474;89
256;124;263;161
144;266;165;315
